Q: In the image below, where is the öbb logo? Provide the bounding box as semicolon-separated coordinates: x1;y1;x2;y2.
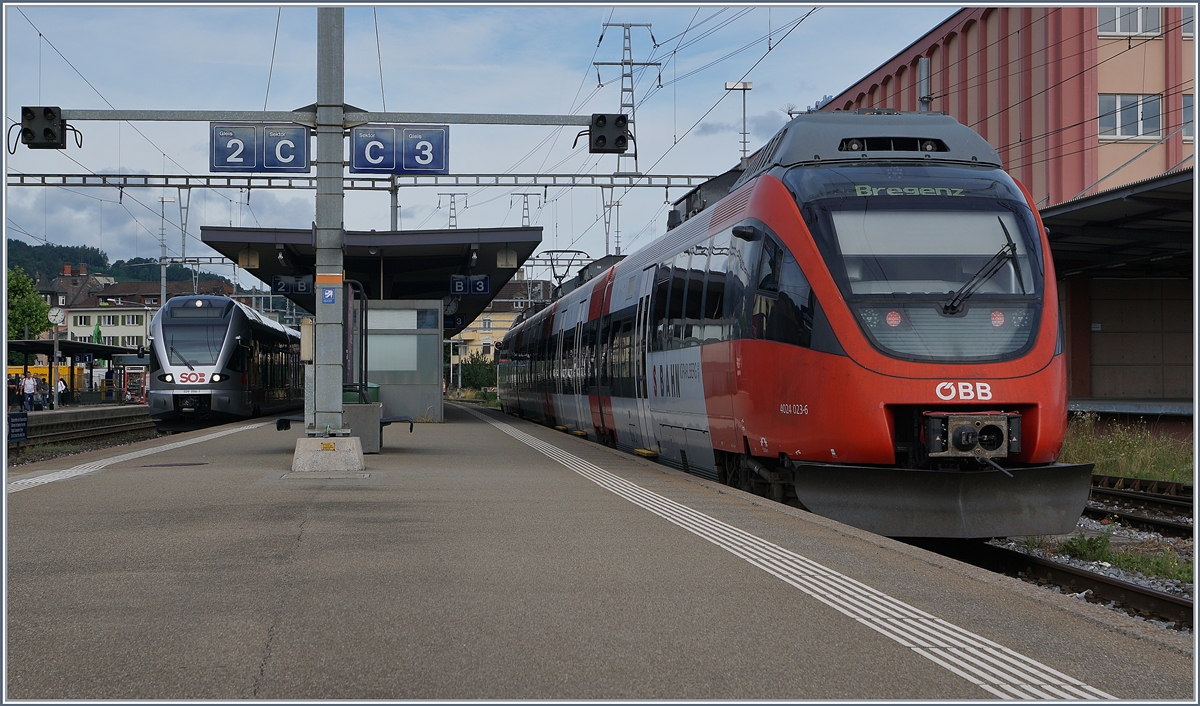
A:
935;382;992;401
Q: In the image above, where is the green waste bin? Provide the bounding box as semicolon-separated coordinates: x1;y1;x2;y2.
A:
343;383;380;403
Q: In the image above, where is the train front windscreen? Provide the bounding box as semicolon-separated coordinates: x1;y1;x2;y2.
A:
785;163;1046;363
160;299;235;367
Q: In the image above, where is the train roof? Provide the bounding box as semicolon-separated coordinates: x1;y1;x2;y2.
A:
732;109;1003;190
158;295;300;339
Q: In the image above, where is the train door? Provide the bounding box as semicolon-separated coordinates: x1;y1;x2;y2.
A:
587;270;617;443
633;264;657;450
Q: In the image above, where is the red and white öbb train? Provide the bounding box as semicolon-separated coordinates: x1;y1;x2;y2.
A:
498;110;1092;538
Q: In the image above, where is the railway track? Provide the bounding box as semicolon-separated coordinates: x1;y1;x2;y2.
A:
913;539;1193;630
1086;473;1194;538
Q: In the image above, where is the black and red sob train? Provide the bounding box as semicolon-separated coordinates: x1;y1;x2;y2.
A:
498;110;1092;538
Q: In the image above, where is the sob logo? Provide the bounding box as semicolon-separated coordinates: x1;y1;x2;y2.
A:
936;381;993;400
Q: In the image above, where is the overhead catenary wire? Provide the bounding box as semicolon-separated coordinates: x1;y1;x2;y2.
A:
263;8;282;111
14;7;274;263
577;8;819;253
374;8;387;112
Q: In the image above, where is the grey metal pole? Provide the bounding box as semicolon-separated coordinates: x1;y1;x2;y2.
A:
390;176;399;230
313;7;345;434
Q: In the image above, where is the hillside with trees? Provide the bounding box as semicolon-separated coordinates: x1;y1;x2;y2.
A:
7;239;234;286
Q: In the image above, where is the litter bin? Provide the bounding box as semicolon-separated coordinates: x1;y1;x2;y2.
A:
343;383;380;404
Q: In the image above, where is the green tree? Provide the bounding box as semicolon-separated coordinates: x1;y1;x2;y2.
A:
460;352;497;389
7;267;51;364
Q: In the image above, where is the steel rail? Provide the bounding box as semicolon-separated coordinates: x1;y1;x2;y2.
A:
1080;505;1193;538
915;540;1193;630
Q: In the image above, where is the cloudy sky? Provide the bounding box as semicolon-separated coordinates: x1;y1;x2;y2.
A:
4;3;956;288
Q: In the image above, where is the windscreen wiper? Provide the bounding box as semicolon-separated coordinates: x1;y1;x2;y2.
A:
942;217;1022;315
169;346;195;371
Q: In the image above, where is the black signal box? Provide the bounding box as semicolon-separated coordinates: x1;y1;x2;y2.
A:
21;106;67;149
589;113;629;154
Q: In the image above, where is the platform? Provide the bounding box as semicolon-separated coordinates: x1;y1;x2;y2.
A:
5;405;1193;699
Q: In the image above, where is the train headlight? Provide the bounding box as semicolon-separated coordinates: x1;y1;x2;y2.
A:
209;373;225;383
158;373;174;383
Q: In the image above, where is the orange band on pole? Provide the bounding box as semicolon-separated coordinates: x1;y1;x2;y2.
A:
314;274;343;284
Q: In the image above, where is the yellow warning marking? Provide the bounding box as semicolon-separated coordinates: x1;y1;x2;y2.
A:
571;430;588;437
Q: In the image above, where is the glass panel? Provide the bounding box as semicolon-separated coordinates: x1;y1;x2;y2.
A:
416;309;439;329
666;268;687;348
1184;6;1194;35
1184;95;1194;138
161;325;225;366
1119;94;1140;135
368;334;418;371
1140;6;1160;33
829;210;1033;295
1098;6;1117;31
1119;6;1137;32
764;249;814;348
1140;94;1161;136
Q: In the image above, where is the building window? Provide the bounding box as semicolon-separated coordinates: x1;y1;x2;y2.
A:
121;336;144;347
1185;95;1194;139
481;317;492;331
482;342;492;356
122;314;144;326
72;315;91;327
1184;6;1194;36
101;315;118;327
1098;6;1161;35
58;294;66;306
1099;94;1161;137
513;300;524;309
145;297;158;305
102;336;118;346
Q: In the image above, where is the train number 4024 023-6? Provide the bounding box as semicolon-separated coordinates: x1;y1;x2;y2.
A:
780;403;809;415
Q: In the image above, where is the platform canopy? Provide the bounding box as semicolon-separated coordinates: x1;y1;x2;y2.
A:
8;339;141;361
1040;167;1192;279
201;225;542;336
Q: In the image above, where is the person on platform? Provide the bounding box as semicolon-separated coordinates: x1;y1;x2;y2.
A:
57;377;69;408
22;373;37;411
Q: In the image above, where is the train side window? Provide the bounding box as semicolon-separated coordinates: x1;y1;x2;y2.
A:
684;245;708;347
227;344;246;373
650;265;671;352
667;253;689;349
751;238;782;339
561;327;575;396
762;244;816;348
725;233;760;340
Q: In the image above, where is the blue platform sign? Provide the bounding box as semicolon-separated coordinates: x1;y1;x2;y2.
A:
8;412;28;443
449;274;488;295
321;287;337;305
210;123;310;173
400;126;448;173
350;124;448;174
261;125;310;173
469;274;490;295
211;124;258;172
444;315;465;330
272;275;314;294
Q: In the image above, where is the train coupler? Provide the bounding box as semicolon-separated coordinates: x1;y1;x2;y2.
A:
924;411;1021;460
